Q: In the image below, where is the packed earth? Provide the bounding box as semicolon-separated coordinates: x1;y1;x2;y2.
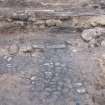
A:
1;0;105;105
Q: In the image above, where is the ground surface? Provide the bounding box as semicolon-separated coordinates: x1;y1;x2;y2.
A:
0;0;105;105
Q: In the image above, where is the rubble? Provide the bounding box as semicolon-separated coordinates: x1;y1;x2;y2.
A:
72;15;105;28
30;76;36;81
101;40;105;47
76;88;86;94
46;19;63;27
8;44;19;55
81;27;105;41
19;43;33;53
46;19;56;26
89;15;105;26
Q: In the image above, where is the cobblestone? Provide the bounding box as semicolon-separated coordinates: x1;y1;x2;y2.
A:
28;47;79;105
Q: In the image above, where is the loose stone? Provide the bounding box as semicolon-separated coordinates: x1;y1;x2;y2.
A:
76;87;86;94
8;44;19;55
30;76;36;81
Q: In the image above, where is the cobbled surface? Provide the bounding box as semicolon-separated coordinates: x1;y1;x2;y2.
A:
0;37;95;105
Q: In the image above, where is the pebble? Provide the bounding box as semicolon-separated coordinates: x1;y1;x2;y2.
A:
46;44;66;49
31;81;35;85
101;40;105;47
6;56;12;62
12;13;29;21
6;64;13;68
74;82;83;87
72;48;77;53
50;62;53;65
7;18;12;22
31;53;38;57
30;76;36;81
65;40;72;45
4;56;12;62
43;63;50;66
45;71;53;78
76;88;86;94
32;44;44;49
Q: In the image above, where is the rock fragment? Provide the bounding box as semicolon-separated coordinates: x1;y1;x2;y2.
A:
39;24;45;29
5;56;12;62
101;40;105;47
8;44;19;55
46;44;66;49
32;44;45;49
20;43;33;53
72;15;105;28
76;87;86;94
35;20;45;25
89;15;105;26
12;12;29;21
46;19;62;27
55;20;63;27
74;82;83;87
46;19;56;26
81;27;105;41
30;76;36;81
